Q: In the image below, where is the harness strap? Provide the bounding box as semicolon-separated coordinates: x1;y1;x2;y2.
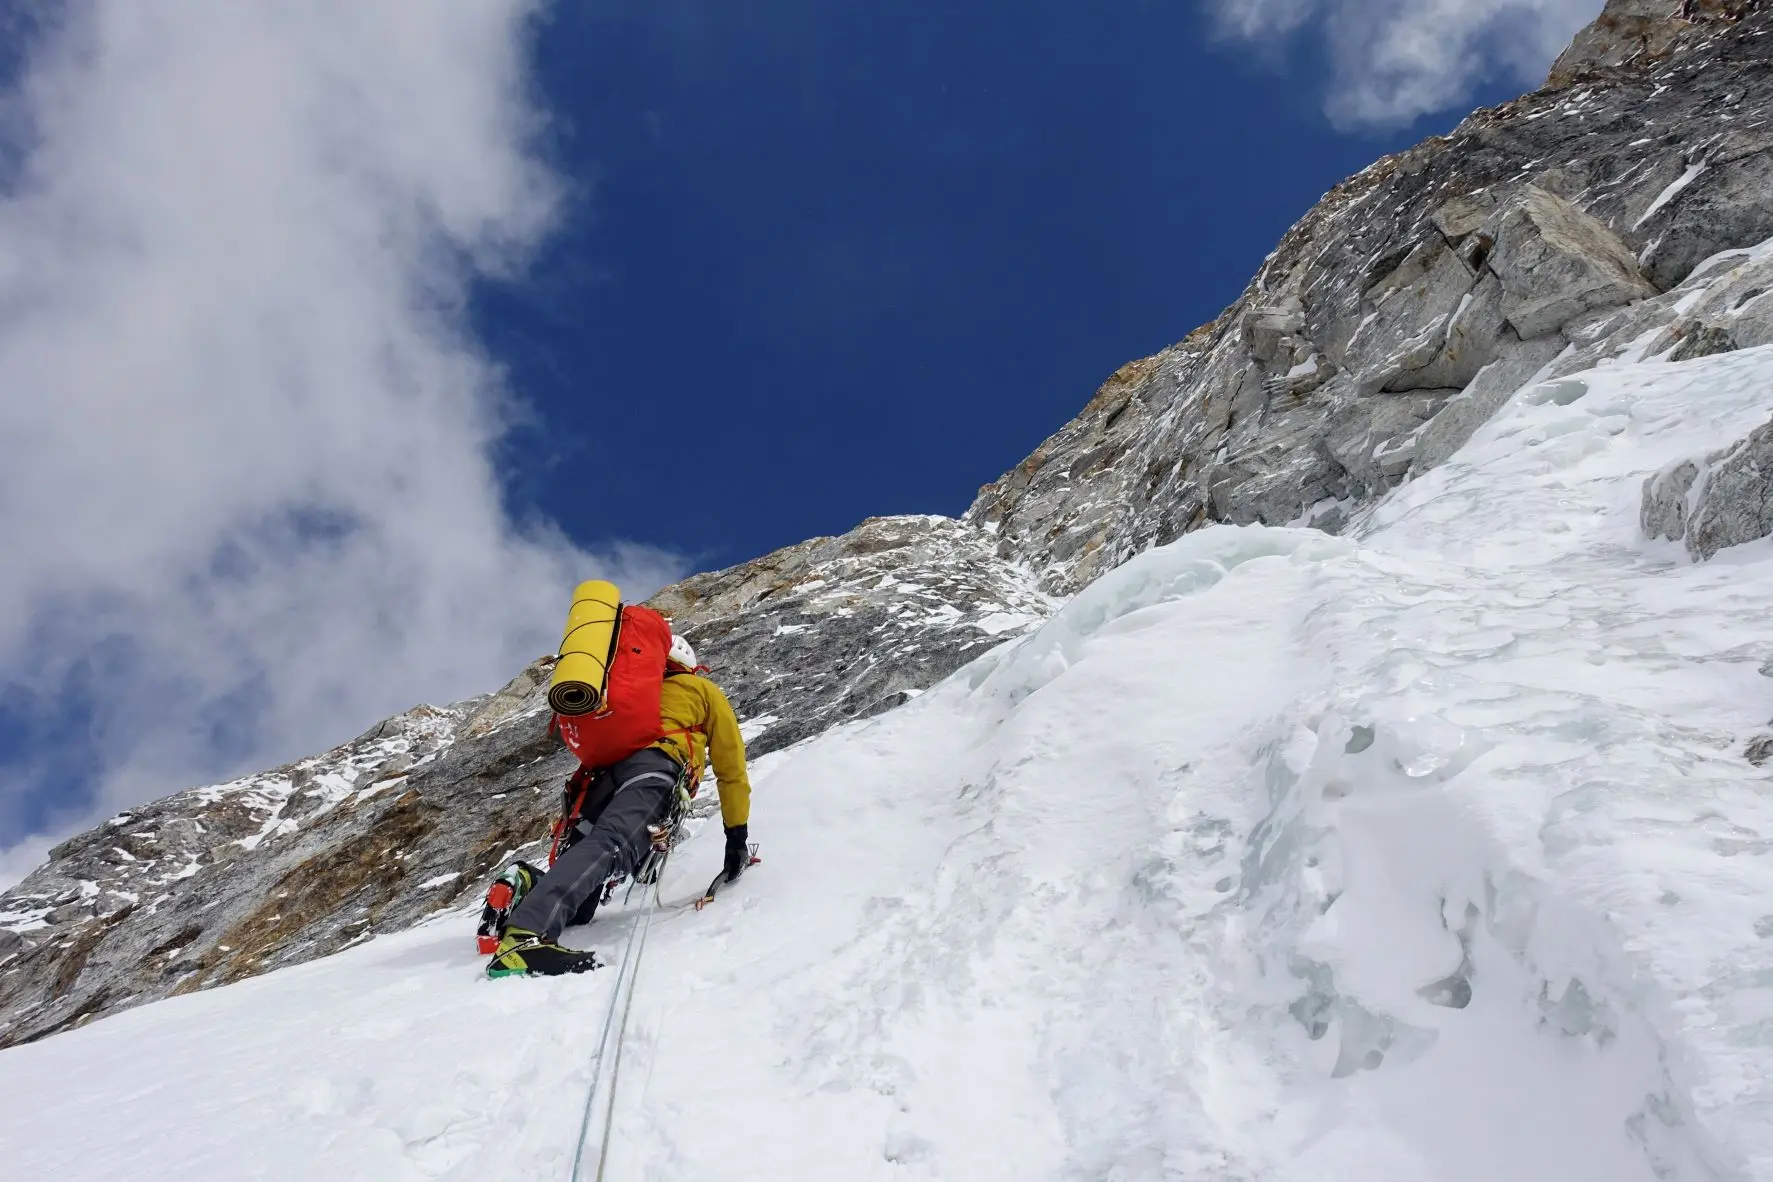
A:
548;766;595;869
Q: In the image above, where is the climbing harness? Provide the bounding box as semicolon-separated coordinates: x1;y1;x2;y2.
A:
597;762;696;909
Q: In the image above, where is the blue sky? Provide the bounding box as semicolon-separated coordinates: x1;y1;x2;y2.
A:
0;1;1599;876
480;1;1526;571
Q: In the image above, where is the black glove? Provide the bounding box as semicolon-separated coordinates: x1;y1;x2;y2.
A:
723;823;750;882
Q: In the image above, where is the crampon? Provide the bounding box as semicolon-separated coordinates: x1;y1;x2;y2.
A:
475;861;542;956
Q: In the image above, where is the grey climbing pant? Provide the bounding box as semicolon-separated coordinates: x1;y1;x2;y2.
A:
507;747;680;941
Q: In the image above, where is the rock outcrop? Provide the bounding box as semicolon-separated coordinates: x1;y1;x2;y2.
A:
1644;415;1773;559
9;0;1773;1045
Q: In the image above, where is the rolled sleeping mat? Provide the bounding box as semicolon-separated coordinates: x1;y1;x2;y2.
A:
549;580;622;716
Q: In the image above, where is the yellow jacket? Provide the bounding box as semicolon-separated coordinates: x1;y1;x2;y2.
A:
652;671;752;828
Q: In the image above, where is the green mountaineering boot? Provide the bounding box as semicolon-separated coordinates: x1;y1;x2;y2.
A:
485;927;603;979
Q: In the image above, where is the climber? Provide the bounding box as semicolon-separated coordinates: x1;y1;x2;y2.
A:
485;632;754;978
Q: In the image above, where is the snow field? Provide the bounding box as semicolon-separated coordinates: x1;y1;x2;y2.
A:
5;343;1773;1177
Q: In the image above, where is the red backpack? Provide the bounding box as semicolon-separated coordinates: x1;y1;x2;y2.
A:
553;603;672;769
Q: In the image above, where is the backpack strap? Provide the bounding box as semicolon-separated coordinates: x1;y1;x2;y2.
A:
657;725;707;796
659;667;710;792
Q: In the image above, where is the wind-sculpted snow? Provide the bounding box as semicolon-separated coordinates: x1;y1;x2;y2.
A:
976;524;1352;709
7;340;1773;1176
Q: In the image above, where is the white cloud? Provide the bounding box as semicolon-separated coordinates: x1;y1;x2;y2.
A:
0;1;684;885
1207;0;1605;127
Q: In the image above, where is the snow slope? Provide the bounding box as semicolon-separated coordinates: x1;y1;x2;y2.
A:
6;347;1773;1178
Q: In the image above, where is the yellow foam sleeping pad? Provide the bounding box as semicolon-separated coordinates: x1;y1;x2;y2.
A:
549;580;622;716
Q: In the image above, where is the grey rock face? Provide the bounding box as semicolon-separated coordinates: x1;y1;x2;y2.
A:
1490;187;1658;340
1645;417;1773;560
1411;339;1569;474
0;516;1050;1046
967;3;1773;595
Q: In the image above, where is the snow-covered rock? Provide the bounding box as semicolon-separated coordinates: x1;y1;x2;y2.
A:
1644;414;1773;560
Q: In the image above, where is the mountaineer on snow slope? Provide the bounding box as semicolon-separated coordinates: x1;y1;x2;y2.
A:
485;587;753;979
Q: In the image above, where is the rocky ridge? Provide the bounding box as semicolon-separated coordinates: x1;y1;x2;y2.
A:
650;515;1056;756
1548;0;1758;88
8;0;1773;1044
966;0;1773;595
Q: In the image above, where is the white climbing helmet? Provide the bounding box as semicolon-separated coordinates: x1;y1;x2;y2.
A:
668;633;698;670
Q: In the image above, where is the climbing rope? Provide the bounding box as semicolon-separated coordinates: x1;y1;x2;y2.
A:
566;770;697;1180
567;878;662;1182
